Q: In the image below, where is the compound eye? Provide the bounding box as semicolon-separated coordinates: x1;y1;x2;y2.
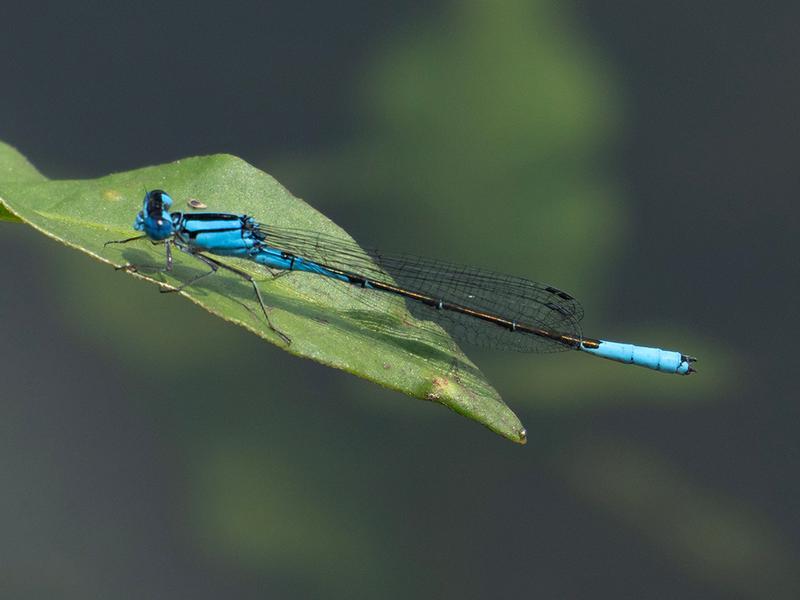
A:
150;189;173;209
146;189;173;216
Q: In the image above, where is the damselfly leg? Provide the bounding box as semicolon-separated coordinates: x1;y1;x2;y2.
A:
105;236;174;273
166;244;291;345
103;234;148;247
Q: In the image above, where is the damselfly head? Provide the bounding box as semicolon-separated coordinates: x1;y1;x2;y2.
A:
137;188;175;240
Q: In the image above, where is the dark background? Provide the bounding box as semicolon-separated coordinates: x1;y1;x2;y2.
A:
1;1;797;598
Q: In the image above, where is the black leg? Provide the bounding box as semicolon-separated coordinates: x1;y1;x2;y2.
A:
199;253;292;345
164;240;173;272
265;267;291;280
104;234;147;248
112;239;173;274
160;251;219;294
172;249;292;345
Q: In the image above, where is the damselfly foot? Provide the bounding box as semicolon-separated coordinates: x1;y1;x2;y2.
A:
116;263;168;274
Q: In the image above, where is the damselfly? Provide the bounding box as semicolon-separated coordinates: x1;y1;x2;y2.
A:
105;190;696;375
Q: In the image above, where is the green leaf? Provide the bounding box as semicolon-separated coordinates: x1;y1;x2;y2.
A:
0;142;43;222
0;141;526;444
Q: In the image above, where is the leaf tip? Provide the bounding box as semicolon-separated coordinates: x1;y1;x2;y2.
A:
517;428;528;445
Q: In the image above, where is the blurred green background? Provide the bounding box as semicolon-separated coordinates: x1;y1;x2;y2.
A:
1;1;797;598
